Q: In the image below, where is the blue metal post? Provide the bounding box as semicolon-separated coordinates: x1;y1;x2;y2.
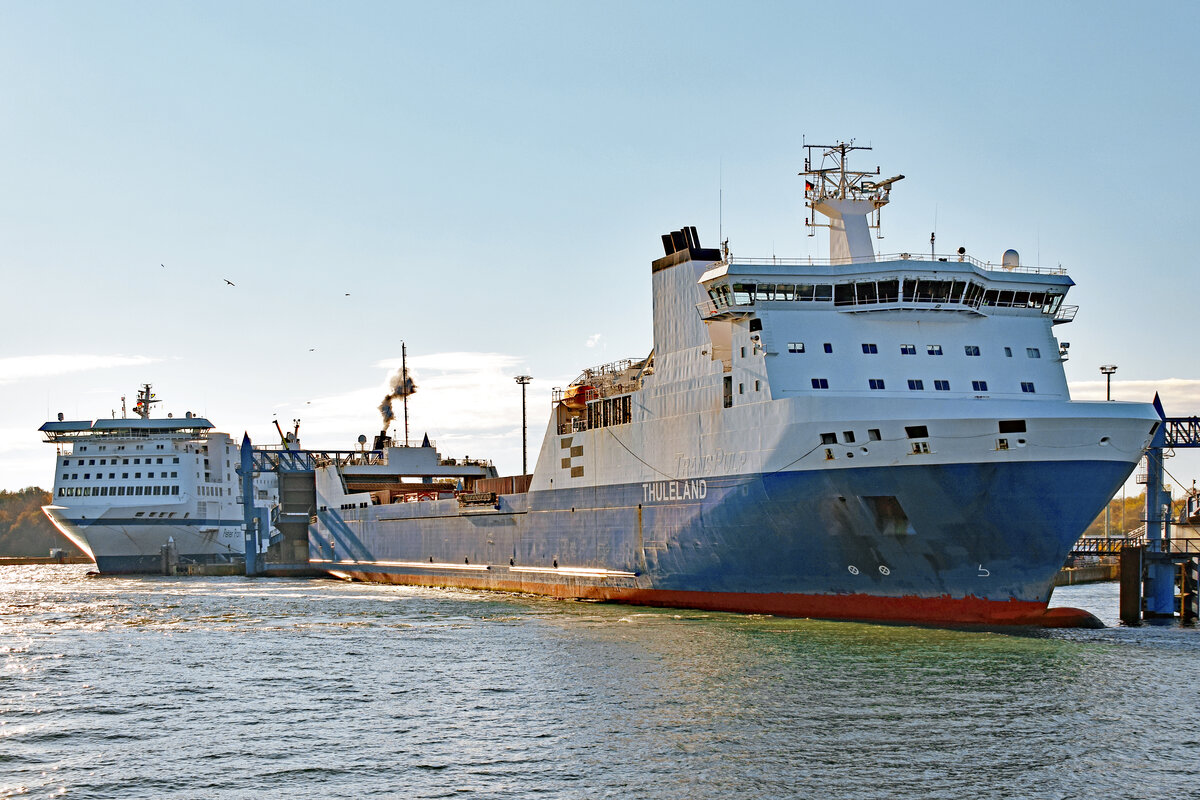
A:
240;433;259;577
1144;419;1175;616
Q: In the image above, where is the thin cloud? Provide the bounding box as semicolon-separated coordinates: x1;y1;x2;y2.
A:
1070;378;1200;412
586;334;602;348
0;354;160;384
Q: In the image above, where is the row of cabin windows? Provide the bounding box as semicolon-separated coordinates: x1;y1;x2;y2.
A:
62;471;179;480
58;485;180;497
711;280;1065;313
787;343;1041;358
811;378;1035;393
63;456;181;467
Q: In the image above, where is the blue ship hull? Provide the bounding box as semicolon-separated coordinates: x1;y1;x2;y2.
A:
313;458;1130;625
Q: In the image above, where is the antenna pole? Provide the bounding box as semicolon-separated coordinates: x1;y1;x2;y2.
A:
402;342;409;447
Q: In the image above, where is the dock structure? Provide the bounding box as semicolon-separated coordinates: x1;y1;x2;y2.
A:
235;435;499;578
1116;399;1200;624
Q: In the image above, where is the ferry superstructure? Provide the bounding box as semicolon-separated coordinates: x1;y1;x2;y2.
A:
306;144;1158;625
40;385;278;573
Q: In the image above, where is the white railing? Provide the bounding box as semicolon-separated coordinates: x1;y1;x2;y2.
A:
725;252;1068;275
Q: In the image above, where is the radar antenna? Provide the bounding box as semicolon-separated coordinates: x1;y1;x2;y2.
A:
800;141;904;263
133;384;159;419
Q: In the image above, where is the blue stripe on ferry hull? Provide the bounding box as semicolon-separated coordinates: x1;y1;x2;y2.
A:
316;458;1132;625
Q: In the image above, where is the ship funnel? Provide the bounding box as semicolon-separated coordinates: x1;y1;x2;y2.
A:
373;430;392;450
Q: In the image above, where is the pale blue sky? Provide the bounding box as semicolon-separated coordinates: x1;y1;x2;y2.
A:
3;1;1199;492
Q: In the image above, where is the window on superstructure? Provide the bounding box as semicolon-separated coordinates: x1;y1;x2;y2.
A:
122;459;128;465
1013;291;1030;307
61;473;67;480
755;284;775;302
908;380;924;390
77;460;83;466
868;429;881;441
796;284;816;301
1004;347;1013;357
815;284;833;301
811;378;829;389
997;439;1009;450
834;284;855;306
997;290;1015;307
788;342;805;353
83;473;90;479
843;431;856;443
109;473;114;479
855;282;877;304
135;473;141;478
1021;382;1036;393
79;446;87;452
927;345;943;356
965;346;981;356
135;511;144;517
171;472;177;478
869;379;885;390
135;487;143;495
982;290;999;306
739;383;744;395
171;487;179;495
740;347;745;358
776;284;794;300
156;458;163;464
905;425;929;439
173;457;179;463
823;343;833;353
820;432;837;445
754;380;761;391
732;283;755;304
911;442;931;454
862;343;878;354
972;380;988;392
122;473;128;479
1027;348;1041;358
62;459;68;466
900;344;916;355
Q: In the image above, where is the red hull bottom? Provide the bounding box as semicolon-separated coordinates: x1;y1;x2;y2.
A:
332;570;1099;628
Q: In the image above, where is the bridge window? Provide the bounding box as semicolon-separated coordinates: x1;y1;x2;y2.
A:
815;284;832;301
732;283;756;304
776;284;795;300
877;279;899;302
834;284;855;306
755;284;775;302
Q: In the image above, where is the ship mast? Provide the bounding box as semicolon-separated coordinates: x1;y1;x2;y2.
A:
133;384;159;419
801;141;904;264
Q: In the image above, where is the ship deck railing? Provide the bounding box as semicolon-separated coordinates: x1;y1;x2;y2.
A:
723;252;1068;275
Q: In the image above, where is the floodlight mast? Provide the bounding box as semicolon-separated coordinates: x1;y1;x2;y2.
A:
800;141;904;264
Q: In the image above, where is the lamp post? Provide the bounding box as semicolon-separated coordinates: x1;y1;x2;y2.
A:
1100;364;1118;540
514;375;532;475
1100;364;1117;401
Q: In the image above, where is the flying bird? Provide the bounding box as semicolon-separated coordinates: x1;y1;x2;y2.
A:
308;348;315;352
224;279;235;286
161;263;165;268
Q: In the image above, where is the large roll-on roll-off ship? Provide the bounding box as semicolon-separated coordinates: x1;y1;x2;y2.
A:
308;143;1157;625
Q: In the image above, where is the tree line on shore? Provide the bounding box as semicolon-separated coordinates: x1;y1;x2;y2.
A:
0;488;84;557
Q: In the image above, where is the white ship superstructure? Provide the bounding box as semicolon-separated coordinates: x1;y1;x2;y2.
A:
40;385;279;573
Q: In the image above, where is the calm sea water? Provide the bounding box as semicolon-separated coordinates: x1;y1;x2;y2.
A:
2;566;1198;800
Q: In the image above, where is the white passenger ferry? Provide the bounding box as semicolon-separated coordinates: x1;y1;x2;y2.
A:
40;385;279;573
